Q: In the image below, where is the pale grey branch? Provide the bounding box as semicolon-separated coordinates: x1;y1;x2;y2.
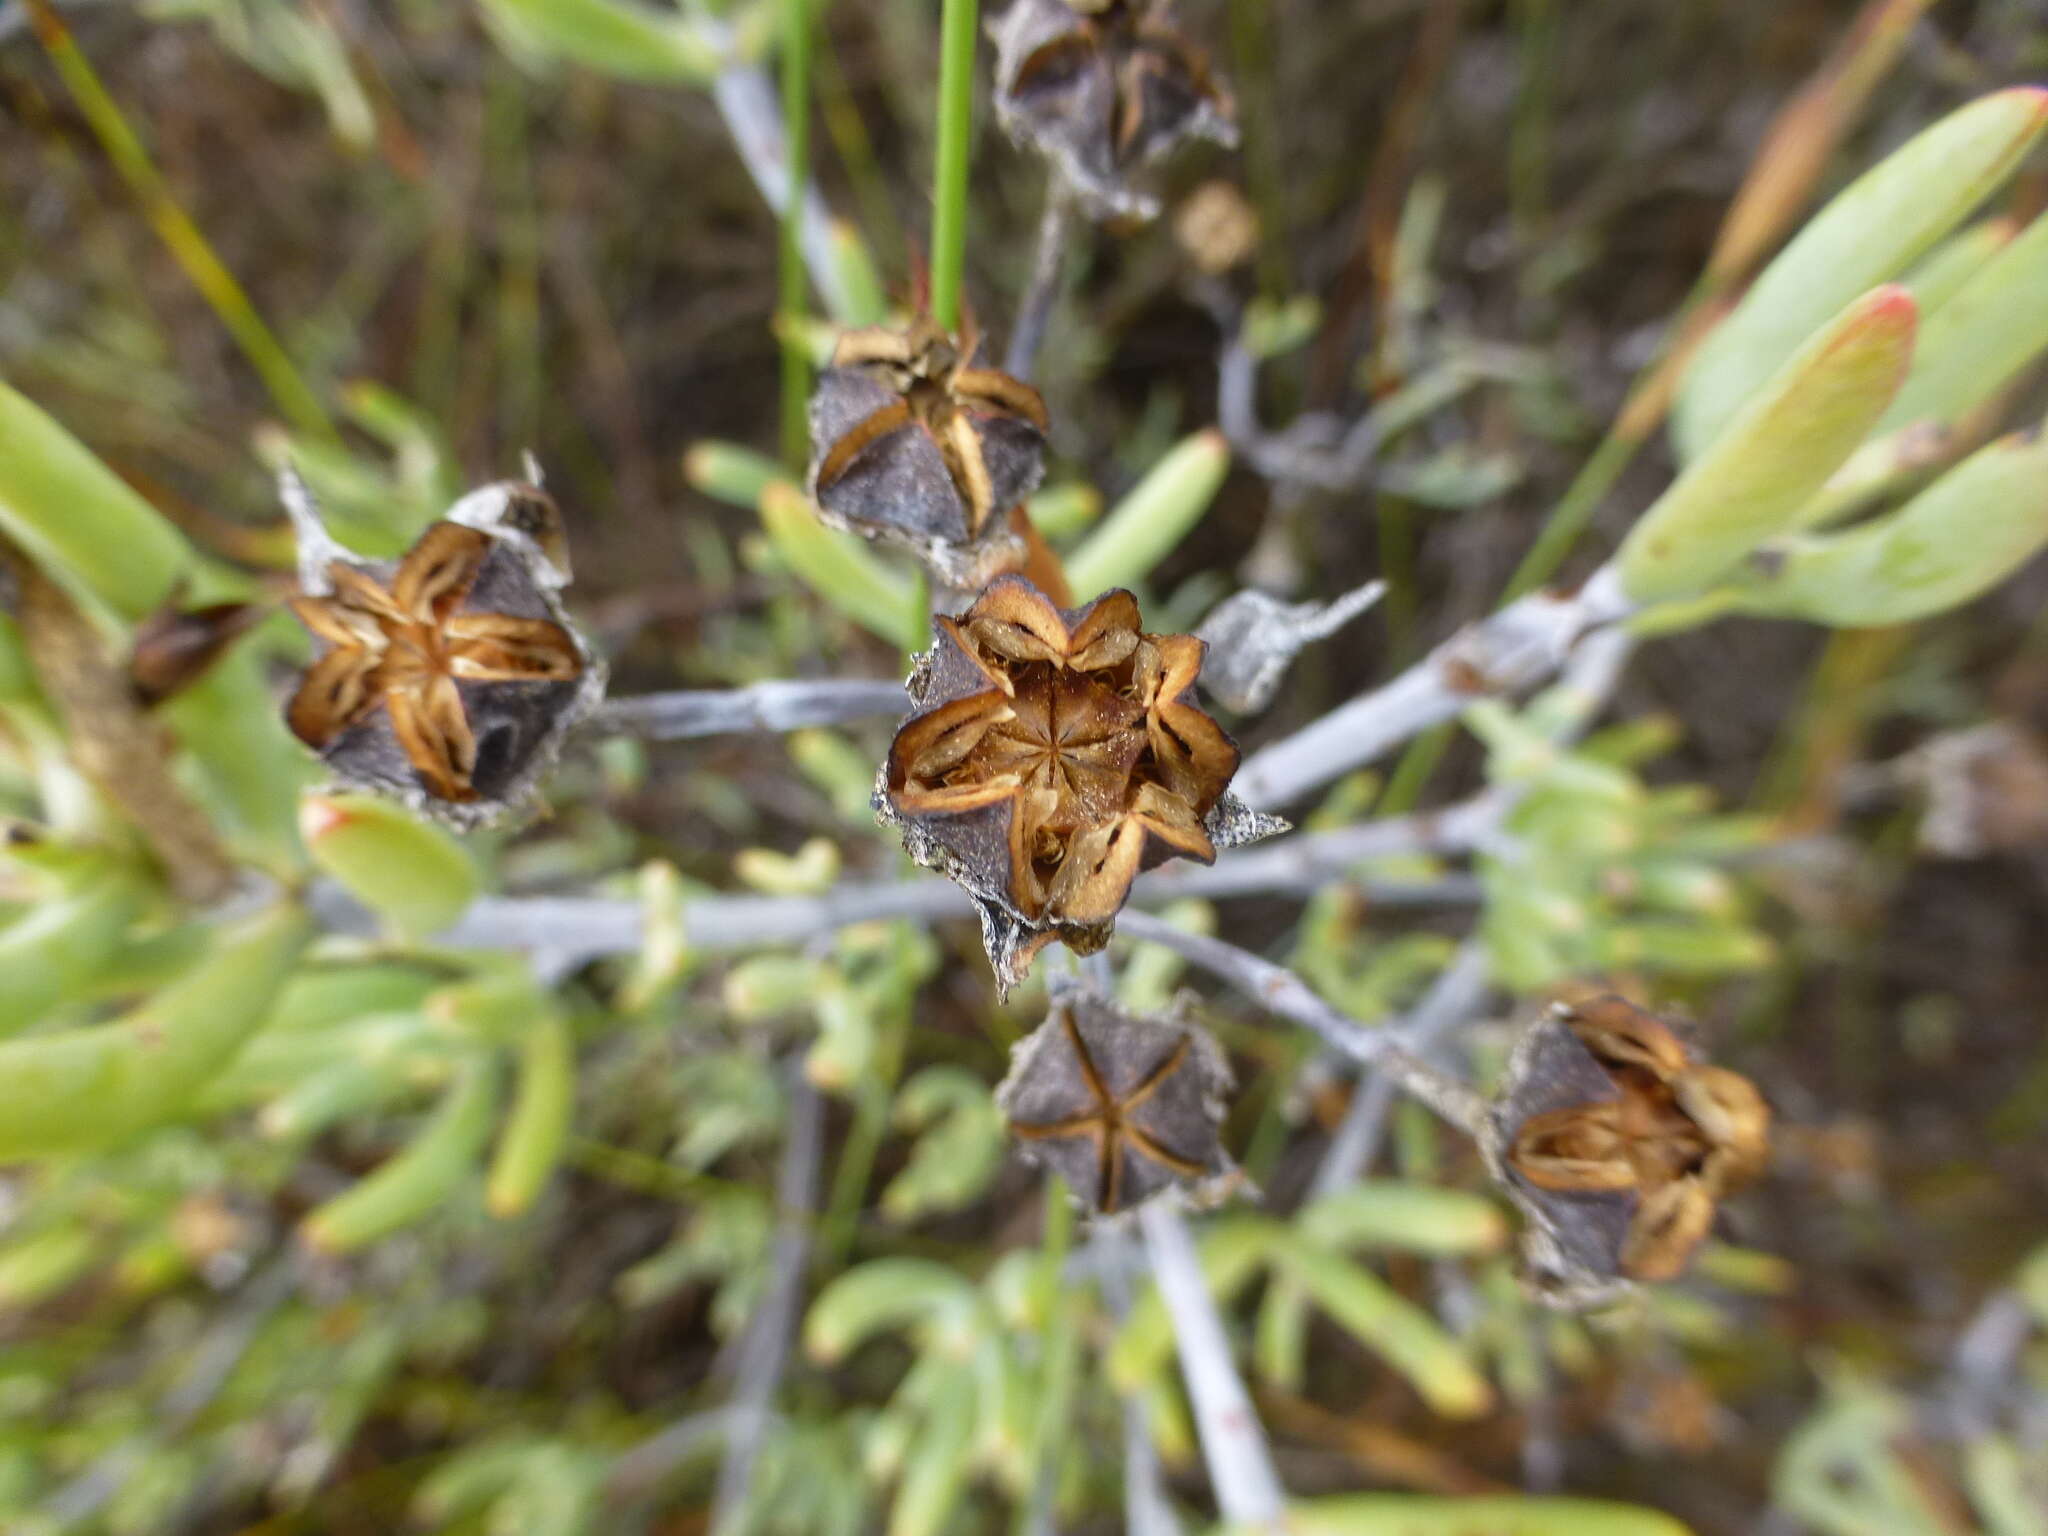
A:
589;679;907;740
1137;1201;1288;1529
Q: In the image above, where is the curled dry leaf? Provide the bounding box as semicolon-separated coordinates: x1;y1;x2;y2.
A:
879;576;1282;992
1484;995;1770;1299
282;479;604;826
997;979;1235;1215
991;0;1237;221
807;316;1048;590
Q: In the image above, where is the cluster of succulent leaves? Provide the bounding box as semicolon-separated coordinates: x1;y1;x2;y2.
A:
2;1;2048;1534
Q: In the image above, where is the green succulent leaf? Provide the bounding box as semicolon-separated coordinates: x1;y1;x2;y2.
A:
758;482;924;650
486;1010;576;1218
300;793;480;940
0;864;149;1038
1263;1494;1695;1535
0;902;311;1160
476;0;721;84
1063;429;1231;596
1275;1234;1494;1419
301;1056;503;1253
1297;1181;1509;1257
805;1259;981;1363
0;382;195;620
1730;430;2048;627
1675;88;2048;459
1877;209;2048;436
1619;286;1917;604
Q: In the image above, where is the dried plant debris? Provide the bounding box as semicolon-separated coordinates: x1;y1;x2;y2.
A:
878;576;1283;992
281;473;605;827
128;598;265;707
997;981;1235;1215
991;0;1237;220
1194;579;1386;715
808;316;1048;589
1483;995;1770;1301
1904;722;2048;857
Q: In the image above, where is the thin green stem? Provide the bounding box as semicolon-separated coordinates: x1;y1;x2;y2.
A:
26;0;335;442
1501;428;1642;600
779;0;816;468
929;0;980;332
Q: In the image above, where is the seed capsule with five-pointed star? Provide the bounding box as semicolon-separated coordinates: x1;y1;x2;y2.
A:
280;471;604;827
991;0;1237;220
997;980;1235;1215
807;315;1049;590
1484;995;1770;1301
878;575;1283;992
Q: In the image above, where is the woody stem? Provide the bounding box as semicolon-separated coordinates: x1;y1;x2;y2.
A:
585;678;908;739
1005;180;1076;381
1111;910;1493;1143
1232;576;1637;811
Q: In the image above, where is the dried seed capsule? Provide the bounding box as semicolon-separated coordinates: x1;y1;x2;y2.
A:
991;0;1237;221
997;980;1234;1215
878;575;1282;992
1483;995;1771;1302
808;316;1048;589
280;471;605;828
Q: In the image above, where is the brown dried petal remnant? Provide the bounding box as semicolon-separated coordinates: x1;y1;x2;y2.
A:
997;981;1234;1215
282;478;602;826
991;0;1238;220
1488;996;1770;1297
879;576;1283;992
808;316;1049;589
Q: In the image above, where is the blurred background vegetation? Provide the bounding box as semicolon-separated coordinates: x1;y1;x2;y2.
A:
0;1;2046;1533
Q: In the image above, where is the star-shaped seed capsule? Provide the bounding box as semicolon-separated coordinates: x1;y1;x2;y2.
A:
808;316;1049;589
991;0;1237;220
997;983;1234;1215
879;576;1283;991
281;476;602;825
1487;995;1770;1296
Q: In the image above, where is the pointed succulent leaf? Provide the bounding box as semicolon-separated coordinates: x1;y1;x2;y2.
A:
1877;210;2048;435
1265;1495;1694;1535
0;902;311;1160
0;864;148;1038
1619;286;1917;604
1675;88;2048;459
476;0;719;82
486;1010;575;1218
805;1259;982;1363
758;482;925;650
1899;216;2015;314
1297;1181;1509;1257
0;382;194;619
1275;1234;1494;1418
301;793;480;939
301;1057;503;1253
1732;430;2048;627
685;440;785;510
1064;429;1232;596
